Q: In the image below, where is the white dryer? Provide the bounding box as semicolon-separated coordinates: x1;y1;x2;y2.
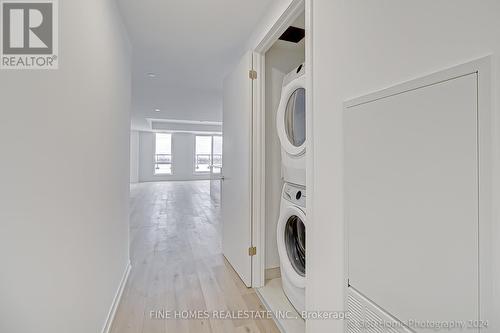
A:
276;63;306;186
277;182;306;313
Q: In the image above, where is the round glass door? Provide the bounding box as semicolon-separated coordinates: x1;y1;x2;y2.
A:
284;88;306;148
284;214;306;276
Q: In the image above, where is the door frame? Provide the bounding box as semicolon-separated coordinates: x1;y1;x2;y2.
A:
250;0;312;288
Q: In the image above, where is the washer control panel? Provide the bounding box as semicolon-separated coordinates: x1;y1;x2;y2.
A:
282;183;306;208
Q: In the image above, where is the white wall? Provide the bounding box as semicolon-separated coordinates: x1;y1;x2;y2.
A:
265;40;305;269
0;1;131;332
139;132;218;182
308;0;500;332
130;131;139;183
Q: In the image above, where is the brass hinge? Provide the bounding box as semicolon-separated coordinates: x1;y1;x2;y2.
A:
248;246;257;256
249;69;257;80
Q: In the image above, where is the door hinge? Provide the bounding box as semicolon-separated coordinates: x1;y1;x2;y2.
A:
248;246;257;256
249;69;257;80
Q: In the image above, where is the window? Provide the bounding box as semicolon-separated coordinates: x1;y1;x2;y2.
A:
155;133;172;175
195;135;223;173
195;136;212;173
212;136;222;174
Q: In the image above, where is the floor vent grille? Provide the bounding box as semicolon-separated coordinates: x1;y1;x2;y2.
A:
346;287;414;333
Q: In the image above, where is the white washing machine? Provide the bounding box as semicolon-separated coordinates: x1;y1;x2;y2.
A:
276;63;306;186
277;182;306;313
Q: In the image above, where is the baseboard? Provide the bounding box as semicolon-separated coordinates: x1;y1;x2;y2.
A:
139;178;213;183
265;267;281;281
101;261;131;333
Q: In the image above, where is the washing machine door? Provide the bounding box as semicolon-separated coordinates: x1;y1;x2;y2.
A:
277;205;306;288
276;75;306;156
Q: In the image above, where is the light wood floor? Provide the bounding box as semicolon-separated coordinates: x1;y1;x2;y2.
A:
111;181;280;333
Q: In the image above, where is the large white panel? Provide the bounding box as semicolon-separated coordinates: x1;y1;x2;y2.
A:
345;73;478;332
221;51;254;287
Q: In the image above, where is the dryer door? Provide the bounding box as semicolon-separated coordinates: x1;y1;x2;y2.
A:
277;205;306;288
277;75;306;156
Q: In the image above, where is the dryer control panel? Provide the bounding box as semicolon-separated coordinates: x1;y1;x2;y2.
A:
282;62;305;87
282;183;306;208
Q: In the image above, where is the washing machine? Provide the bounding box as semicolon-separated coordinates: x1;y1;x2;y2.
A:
276;63;306;186
277;182;306;313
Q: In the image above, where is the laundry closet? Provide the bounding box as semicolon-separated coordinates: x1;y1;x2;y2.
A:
258;12;307;333
221;5;308;332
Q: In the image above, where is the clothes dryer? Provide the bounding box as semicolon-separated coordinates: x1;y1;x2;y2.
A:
276;63;306;186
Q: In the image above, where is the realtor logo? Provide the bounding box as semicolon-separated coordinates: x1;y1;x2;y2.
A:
1;0;58;69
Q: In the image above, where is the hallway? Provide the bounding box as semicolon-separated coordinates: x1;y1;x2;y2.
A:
111;181;279;333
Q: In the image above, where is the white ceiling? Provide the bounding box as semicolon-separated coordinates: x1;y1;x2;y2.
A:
116;0;277;131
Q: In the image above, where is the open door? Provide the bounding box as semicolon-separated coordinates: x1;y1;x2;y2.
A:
222;51;255;287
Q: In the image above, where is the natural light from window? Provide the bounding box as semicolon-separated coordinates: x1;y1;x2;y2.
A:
212;136;222;174
195;136;212;173
155;133;172;175
195;135;223;173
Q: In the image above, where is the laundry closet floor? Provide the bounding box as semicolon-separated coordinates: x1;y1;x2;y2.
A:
111;181;280;333
257;278;305;333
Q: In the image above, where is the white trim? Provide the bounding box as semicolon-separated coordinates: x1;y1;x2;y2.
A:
343;56;493;328
304;0;314;316
101;261;131;333
476;56;493;329
251;51;265;288
251;0;306;289
344;58;489;109
254;0;305;54
138;178;213;183
151;130;222;135
146;118;222;126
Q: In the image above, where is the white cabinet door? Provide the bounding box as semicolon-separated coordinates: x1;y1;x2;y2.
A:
222;51;254;287
345;73;478;332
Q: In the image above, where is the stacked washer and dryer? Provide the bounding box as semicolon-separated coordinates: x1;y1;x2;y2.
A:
275;63;307;313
